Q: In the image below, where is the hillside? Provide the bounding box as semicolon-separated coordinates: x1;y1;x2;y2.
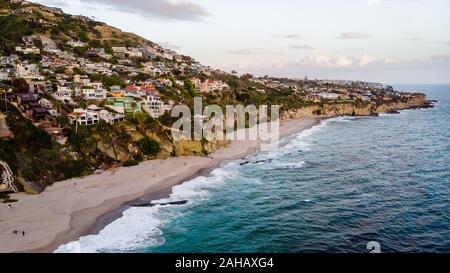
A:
0;0;432;196
0;0;155;52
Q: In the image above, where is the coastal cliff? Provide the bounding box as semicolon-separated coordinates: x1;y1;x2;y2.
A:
283;94;432;119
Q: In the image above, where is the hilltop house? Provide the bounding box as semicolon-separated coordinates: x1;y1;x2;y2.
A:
15;63;44;80
318;92;340;100
73;74;91;85
54;87;73;104
86;48;105;57
15;46;40;54
127;48;143;58
0;55;18;66
0;68;13;81
67;40;87;48
191;78;229;93
141;91;163;118
99;109;124;124
38;98;59;116
82;87;107;100
106;97;141;114
69;108;100;126
15;93;49;120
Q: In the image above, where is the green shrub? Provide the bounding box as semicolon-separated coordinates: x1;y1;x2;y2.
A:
123;159;139;167
138;137;160;157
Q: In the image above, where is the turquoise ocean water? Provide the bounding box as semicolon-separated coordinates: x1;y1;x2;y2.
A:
56;84;449;253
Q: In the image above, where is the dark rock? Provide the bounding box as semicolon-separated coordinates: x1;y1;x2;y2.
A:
388;109;400;114
240;159;273;166
132;200;188;207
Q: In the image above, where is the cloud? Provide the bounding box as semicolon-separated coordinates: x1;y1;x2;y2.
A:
335;56;354;67
290;45;314;50
303;50;374;67
336;32;372;40
274;34;302;39
358;54;375;66
76;0;210;21
225;48;269;55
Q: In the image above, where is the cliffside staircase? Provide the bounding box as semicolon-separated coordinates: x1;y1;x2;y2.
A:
0;160;17;193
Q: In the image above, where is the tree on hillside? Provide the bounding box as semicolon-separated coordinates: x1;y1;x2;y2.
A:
138;136;160;157
184;79;197;97
240;73;254;80
12;78;29;93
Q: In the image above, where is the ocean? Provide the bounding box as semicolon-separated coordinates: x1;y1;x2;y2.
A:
56;84;450;253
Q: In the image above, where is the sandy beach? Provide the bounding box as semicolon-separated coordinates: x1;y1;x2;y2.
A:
0;118;318;253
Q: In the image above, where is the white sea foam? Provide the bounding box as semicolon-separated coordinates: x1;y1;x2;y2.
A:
378;113;391;117
55;118;347;253
55;206;167;253
55;162;238;253
268;160;306;170
242;118;342;167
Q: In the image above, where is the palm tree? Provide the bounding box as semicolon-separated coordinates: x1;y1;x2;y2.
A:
53;100;62;116
81;136;97;156
72;112;81;134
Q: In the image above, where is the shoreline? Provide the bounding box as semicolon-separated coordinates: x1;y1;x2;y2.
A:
0;118;319;253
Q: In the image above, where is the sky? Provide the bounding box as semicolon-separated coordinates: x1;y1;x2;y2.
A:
31;0;450;84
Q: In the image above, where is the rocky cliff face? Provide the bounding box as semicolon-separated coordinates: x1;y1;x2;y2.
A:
283;94;432;120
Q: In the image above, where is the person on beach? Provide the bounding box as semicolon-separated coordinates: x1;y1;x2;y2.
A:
22;231;25;237
13;230;18;235
7;204;12;209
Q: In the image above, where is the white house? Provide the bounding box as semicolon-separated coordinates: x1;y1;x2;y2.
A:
38;98;59;116
141;92;163;118
82;88;107;100
70;109;100;126
15;46;40;54
99;110;124;124
0;70;11;81
54;85;73;104
67;40;87;48
112;47;127;53
73;74;91;85
15;63;44;80
191;78;229;93
127;48;143;58
319;92;340;99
